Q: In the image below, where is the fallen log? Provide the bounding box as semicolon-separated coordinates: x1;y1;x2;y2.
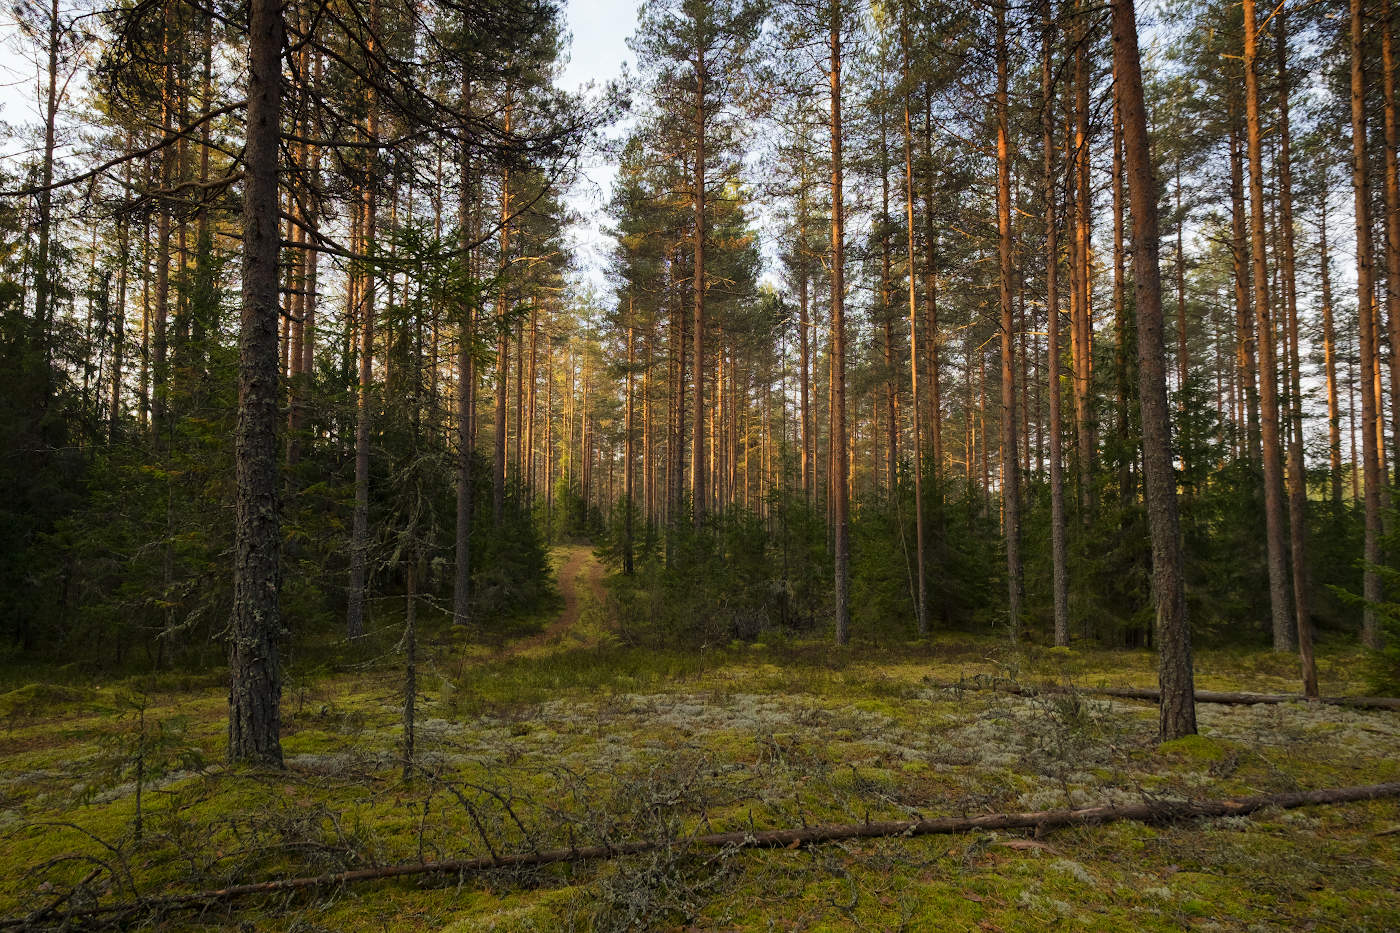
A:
927;677;1400;711
7;781;1400;929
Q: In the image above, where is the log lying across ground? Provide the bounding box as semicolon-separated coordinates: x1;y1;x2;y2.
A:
8;782;1400;929
927;677;1400;711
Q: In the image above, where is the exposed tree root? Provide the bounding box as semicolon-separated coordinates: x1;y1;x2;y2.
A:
928;676;1400;710
9;782;1400;929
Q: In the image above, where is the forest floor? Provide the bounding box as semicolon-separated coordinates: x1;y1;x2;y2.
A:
1;547;1398;931
499;545;607;660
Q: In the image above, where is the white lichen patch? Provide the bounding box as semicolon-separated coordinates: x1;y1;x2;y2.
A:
1051;858;1097;886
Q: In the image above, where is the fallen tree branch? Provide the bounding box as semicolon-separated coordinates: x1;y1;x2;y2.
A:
7;782;1399;929
928;676;1400;711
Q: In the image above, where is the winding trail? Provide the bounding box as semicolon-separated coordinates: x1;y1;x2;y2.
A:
501;544;605;658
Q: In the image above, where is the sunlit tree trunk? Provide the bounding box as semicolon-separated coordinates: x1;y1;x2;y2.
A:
878;88;897;499
494;103;512;529
624;312;636;575
1071;10;1095;518
1243;0;1294;653
33;0;61;336
900;7;928;637
1273;12;1317;695
996;0;1022;639
152;3;175;443
1351;0;1384;649
1320;194;1344;509
829;5;851;646
346;0;381;640
110;152;132;437
1042;2;1070;647
1111;63;1131;507
923;99;943;482
1382;0;1400;486
1111;0;1196;740
527;304;539;504
692;50;708;530
1229;124;1260;461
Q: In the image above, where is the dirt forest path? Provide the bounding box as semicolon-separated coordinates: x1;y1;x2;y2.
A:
501;544;605;658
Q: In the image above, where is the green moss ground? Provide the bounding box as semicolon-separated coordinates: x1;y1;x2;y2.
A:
1;551;1397;930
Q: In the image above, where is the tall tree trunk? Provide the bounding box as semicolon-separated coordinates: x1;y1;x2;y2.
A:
996;0;1022;639
1274;12;1318;695
1072;12;1095;517
453;84;475;627
514;318;524;497
1042;2;1070;647
285;40;309;469
1112;66;1131;507
230;0;285;766
110;154;132;436
1243;0;1295;653
923;99;944;482
1229;125;1261;461
288;48;320;472
829;7;851;646
545;334;554;534
494;108;511;529
1176;164;1188;397
402;556;416;780
1111;0;1196;740
526;304;539;504
799;242;812;503
625;314;636;575
33;0;61;336
879;93;897;498
692;52;708;531
1352;0;1384;649
900;8;928;637
139;205;151;430
152;11;175;444
644;331;653;528
1383;0;1400;485
1320;194;1344;509
346;13;380;640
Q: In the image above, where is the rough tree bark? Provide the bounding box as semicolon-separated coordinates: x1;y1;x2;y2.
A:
996;0;1023;639
900;7;928;637
1351;0;1384;649
829;6;851;646
346;0;380;640
229;0;285;767
1273;12;1318;696
692;48;708;530
624;315;636;575
494;101;512;529
1319;195;1344;509
33;0;61;333
1111;0;1197;740
1243;0;1295;653
1071;9;1095;518
1042;1;1070;648
453;80;475;627
1382;0;1400;485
